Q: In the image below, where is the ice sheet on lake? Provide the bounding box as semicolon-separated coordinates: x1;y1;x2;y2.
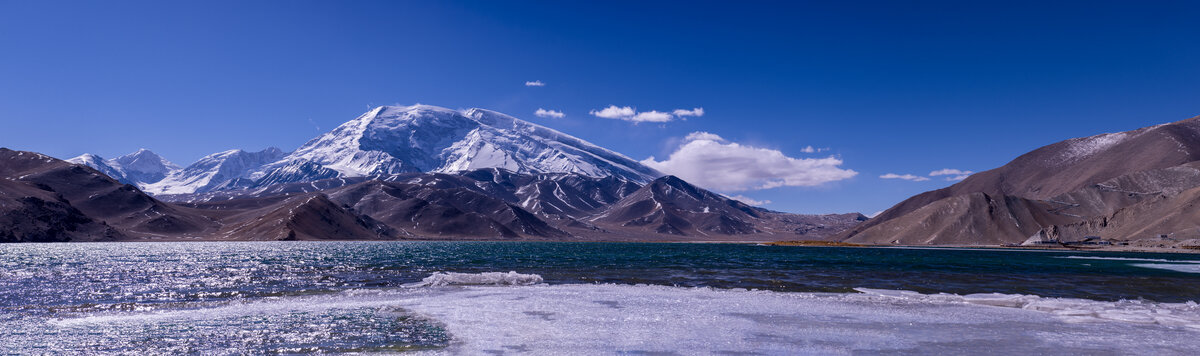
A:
21;282;1200;355
396;284;1200;355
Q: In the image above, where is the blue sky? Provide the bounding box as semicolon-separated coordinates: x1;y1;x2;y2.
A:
1;0;1198;215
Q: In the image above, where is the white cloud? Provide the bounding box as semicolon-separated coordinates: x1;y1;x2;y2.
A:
589;105;692;123
880;173;930;182
534;108;565;118
525;80;545;87
632;110;673;122
930;168;974;181
868;210;884;218
799;146;831;153
725;194;771;206
589;105;636;119
672;107;704;117
642;132;857;192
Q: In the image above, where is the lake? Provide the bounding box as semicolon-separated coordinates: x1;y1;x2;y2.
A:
2;241;1199;354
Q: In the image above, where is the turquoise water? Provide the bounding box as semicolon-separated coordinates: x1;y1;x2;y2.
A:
2;242;1200;354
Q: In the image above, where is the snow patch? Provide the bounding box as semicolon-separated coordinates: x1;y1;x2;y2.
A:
1056;132;1129;163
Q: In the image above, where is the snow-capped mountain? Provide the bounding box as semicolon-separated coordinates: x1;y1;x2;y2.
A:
142;148;286;195
68;149;180;186
74;104;663;196
241;104;661;191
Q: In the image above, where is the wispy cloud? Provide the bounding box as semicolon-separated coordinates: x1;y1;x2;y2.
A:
525;80;545;87
930;168;974;181
880;173;930;182
798;146;830;153
880;168;973;182
672;107;704;117
642;132;857;191
725;194;771;206
534;108;565;118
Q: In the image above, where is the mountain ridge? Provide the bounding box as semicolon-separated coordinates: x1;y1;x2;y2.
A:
5;148;864;242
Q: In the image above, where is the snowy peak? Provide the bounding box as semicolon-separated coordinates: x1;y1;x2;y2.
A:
113;149;180;172
251;104;662;192
143;147;287;195
67;149;180;186
111;148;181;184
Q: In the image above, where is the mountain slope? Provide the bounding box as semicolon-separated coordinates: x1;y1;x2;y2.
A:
1016;160;1200;244
0;177;120;242
843;115;1200;245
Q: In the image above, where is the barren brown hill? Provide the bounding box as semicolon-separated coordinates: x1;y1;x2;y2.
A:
843;115;1200;245
0;148;213;241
